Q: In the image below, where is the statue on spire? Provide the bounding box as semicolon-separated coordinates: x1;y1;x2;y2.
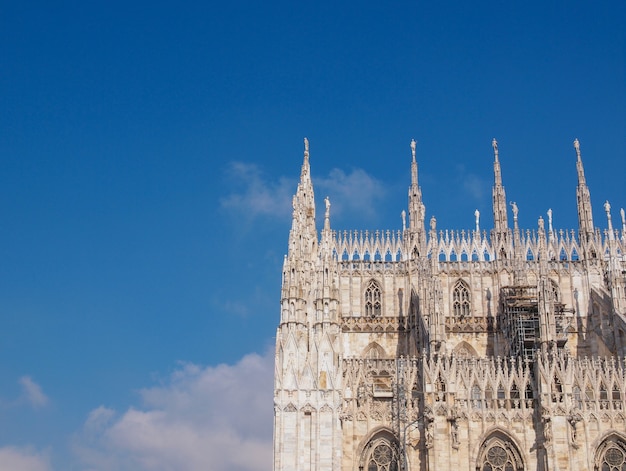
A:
304;137;309;153
411;139;416;160
573;138;581;158
492;138;498;154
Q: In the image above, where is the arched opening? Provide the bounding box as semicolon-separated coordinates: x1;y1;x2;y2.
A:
453;279;471;317
363;342;387;359
476;431;524;471
595;435;626;471
359;430;401;471
365;280;382;317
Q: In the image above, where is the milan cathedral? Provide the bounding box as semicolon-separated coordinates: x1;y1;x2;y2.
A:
273;138;626;471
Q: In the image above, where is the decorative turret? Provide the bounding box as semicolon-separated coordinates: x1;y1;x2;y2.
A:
407;139;427;257
574;139;596;255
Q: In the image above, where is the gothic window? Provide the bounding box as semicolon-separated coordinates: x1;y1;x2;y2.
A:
453;280;471;317
361;435;400;471
477;434;524;471
364;343;386;359
365;280;382;317
595;437;626;471
472;384;482;409
601;383;609;402
573;385;583;408
525;384;534;401
613;385;621;401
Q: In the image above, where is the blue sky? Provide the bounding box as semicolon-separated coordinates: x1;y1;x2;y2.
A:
0;1;624;469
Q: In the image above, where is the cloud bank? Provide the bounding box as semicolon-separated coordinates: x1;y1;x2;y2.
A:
75;350;274;471
0;446;52;471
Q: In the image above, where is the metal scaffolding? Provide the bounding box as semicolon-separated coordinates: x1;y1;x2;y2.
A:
500;286;540;358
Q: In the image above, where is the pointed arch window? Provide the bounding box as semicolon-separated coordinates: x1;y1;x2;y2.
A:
365;280;382;317
472;384;482;409
595;436;626;471
361;435;400;471
477;433;524;471
453;280;471;317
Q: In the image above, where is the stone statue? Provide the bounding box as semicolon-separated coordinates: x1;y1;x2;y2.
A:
325;197;331;219
510;201;518;219
547;208;553;232
475;209;480;232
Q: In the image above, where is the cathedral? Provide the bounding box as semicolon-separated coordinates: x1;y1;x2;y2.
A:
273;138;626;471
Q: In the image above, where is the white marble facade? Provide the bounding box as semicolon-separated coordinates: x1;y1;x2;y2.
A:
274;138;626;471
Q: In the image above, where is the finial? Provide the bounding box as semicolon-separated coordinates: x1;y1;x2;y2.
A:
402;210;407;232
492;138;498;159
304;137;309;153
474;209;480;233
410;139;416;161
573;138;581;159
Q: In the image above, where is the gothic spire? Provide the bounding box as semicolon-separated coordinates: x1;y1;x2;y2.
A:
492;138;509;236
408;139;425;232
574;138;595;245
287;137;318;261
407;139;426;257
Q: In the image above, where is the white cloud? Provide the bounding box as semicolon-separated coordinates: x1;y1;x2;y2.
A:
220;162;386;225
220;162;294;219
19;376;49;409
75;351;274;471
316;167;386;221
0;446;52;471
